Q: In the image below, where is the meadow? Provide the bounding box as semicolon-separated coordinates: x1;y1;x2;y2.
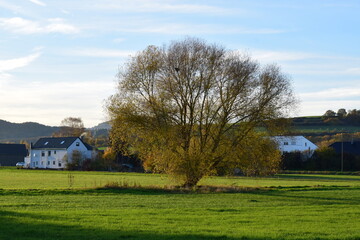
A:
0;167;359;240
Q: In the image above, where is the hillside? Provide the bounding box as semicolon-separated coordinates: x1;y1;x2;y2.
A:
290;116;360;135
0;119;111;144
0;120;60;143
1;116;359;144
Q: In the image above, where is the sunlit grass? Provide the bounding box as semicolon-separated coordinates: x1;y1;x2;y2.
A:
0;167;359;239
1;167;359;189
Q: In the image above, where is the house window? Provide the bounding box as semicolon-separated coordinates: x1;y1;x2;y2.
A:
284;142;288;145
35;161;38;166
48;161;50;165
58;162;62;167
76;142;80;146
48;151;51;156
54;150;57;154
41;161;43;165
41;151;45;157
305;142;307;147
53;161;55;165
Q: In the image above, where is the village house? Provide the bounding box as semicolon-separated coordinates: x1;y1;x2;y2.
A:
329;141;360;156
25;137;95;169
0;143;27;166
272;136;318;157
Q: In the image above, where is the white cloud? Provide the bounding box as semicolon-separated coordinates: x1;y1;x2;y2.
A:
114;22;283;35
0;1;24;15
345;67;360;74
299;87;360;101
45;18;79;34
113;38;126;43
0;53;41;72
29;0;46;7
248;49;360;63
299;100;360;117
93;0;235;15
61;9;70;14
67;48;135;58
0;73;12;85
0;17;79;34
250;50;318;62
0;17;40;34
0;80;114;127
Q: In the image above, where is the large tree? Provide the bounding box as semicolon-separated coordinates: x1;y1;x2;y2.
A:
107;38;296;187
53;117;85;137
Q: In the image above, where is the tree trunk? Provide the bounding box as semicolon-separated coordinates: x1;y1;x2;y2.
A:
182;176;201;188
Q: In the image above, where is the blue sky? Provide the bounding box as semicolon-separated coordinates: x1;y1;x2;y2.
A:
0;0;359;127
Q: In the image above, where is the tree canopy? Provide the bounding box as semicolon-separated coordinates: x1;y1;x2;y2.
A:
53;117;85;137
107;37;296;187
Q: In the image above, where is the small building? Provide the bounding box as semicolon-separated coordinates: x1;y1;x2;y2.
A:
25;137;95;169
272;136;318;157
0;143;27;166
329;141;360;156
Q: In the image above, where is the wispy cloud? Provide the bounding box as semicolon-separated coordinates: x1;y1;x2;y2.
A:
93;0;235;15
113;21;283;35
251;50;318;62
0;80;114;127
0;17;79;34
299;99;360;117
67;48;135;58
113;38;126;43
345;67;360;74
249;49;360;62
28;0;46;7
299;87;360;101
0;53;41;72
45;18;79;34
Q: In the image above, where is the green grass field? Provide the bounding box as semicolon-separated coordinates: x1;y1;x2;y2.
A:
0;167;359;240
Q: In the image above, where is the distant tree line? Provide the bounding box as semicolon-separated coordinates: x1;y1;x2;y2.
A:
323;108;360;125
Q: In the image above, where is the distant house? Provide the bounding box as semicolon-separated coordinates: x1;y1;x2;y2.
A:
0;143;27;166
329;141;360;156
25;137;95;169
272;136;318;157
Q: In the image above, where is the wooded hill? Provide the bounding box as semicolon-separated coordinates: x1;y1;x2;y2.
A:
0;120;110;143
1;116;359;144
0;120;59;143
290;116;360;136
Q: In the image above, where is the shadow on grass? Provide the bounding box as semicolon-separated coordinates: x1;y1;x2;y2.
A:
0;210;283;240
275;174;360;182
1;184;359;197
246;187;360;205
0;187;179;196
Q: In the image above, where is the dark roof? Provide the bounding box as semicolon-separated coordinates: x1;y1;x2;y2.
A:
32;137;93;150
0;143;27;156
329;141;360;155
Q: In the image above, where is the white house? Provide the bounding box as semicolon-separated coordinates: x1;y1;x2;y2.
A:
272;136;318;157
24;137;95;169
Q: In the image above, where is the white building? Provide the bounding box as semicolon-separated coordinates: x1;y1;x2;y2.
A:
272;136;318;157
24;137;95;169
